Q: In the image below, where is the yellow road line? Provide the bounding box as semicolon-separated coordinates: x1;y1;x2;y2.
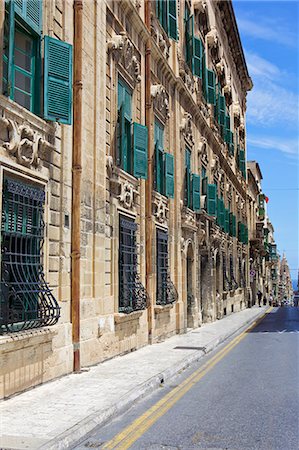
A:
102;307;272;450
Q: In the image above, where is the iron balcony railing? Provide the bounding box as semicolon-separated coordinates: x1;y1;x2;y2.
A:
156;274;178;306
0;178;60;333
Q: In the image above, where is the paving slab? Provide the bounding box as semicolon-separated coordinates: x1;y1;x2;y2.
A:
0;306;267;450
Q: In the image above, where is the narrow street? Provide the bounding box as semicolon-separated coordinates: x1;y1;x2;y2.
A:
75;307;299;450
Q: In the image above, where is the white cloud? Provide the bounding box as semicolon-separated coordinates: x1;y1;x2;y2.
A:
237;17;297;47
248;136;299;158
245;52;280;80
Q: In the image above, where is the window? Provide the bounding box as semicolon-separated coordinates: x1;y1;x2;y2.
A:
156;229;168;305
0;177;60;333
117;78;132;173
156;0;177;40
154;121;174;198
2;1;72;124
117;78;148;179
184;148;192;208
156;229;177;306
119;217;147;313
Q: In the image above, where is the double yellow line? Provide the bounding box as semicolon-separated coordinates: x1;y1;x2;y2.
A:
102;307;272;450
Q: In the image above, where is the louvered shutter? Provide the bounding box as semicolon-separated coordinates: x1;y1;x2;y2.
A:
192;174;201;212
207;184;217;216
44;36;73;124
224;114;230;143
186;15;194;71
239;149;246;177
116;105;124;166
218;95;226;126
168;0;177;40
225;208;230;234
206;69;216;105
15;0;42;35
133;123;148;179
194;37;203;78
229;212;233;236
165;153;175;198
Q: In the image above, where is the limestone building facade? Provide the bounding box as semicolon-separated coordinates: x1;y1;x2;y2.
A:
0;0;254;398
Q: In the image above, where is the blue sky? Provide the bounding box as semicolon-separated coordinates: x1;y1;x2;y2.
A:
233;0;299;285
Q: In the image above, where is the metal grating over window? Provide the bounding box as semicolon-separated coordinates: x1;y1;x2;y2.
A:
119;217;148;314
156;229;178;306
230;255;239;290
0;178;60;333
239;257;246;288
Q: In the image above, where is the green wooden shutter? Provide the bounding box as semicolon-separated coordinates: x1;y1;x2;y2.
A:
15;0;42;35
206;69;216;105
218;95;226;126
232;215;236;237
202;176;208;196
225;208;230;234
192;174;201;212
165;152;175;198
229;212;233;236
44;36;73;124
239;149;246;178
238;222;244;243
220;198;225;229
185;15;194;70
133;123;148;179
193;37;203;78
168;0;177;40
207;184;217;216
224;114;230;143
116;105;124;166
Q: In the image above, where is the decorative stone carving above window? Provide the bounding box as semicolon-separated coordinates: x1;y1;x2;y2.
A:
194;0;207;14
0;117;53;169
150;15;170;59
206;26;218;48
153;195;169;224
107;32;141;84
233;101;241;128
181;206;197;231
180;112;194;147
118;180;139;210
198;137;208;166
226;182;233;200
223;76;232;105
178;48;195;94
216;58;226;87
151;85;170;121
239;117;245;139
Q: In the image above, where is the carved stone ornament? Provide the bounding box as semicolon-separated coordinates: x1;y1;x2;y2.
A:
178;48;195;94
223;76;232;106
180;112;194;146
211;227;222;246
216;59;225;78
150;14;170;59
211;246;219;265
154;196;169;224
118;180;138;209
151;85;170;120
194;0;207;14
181;206;197;230
233;101;241;127
198;226;206;246
0;117;52;168
107;32;141;84
206;26;218;48
198;137;207;157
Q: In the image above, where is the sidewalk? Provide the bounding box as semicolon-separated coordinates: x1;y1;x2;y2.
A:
0;306;267;450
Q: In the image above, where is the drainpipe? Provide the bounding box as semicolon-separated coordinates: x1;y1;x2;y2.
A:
145;0;153;342
71;0;83;372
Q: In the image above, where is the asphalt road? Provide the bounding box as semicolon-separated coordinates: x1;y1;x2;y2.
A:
74;307;299;450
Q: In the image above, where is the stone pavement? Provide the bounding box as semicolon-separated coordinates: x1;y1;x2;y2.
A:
0;306;267;450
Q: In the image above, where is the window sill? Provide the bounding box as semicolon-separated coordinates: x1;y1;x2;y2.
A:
0;327;57;353
154;303;174;315
114;310;144;324
0;94;55;135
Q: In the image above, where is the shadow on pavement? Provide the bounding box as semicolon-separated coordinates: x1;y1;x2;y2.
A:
248;306;299;333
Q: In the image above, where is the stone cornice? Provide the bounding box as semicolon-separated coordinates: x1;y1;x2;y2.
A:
216;0;253;93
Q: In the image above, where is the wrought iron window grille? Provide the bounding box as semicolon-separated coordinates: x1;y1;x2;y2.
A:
156;229;178;306
119;217;148;314
223;254;231;291
0;178;60;333
239;258;246;288
229;255;239;290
